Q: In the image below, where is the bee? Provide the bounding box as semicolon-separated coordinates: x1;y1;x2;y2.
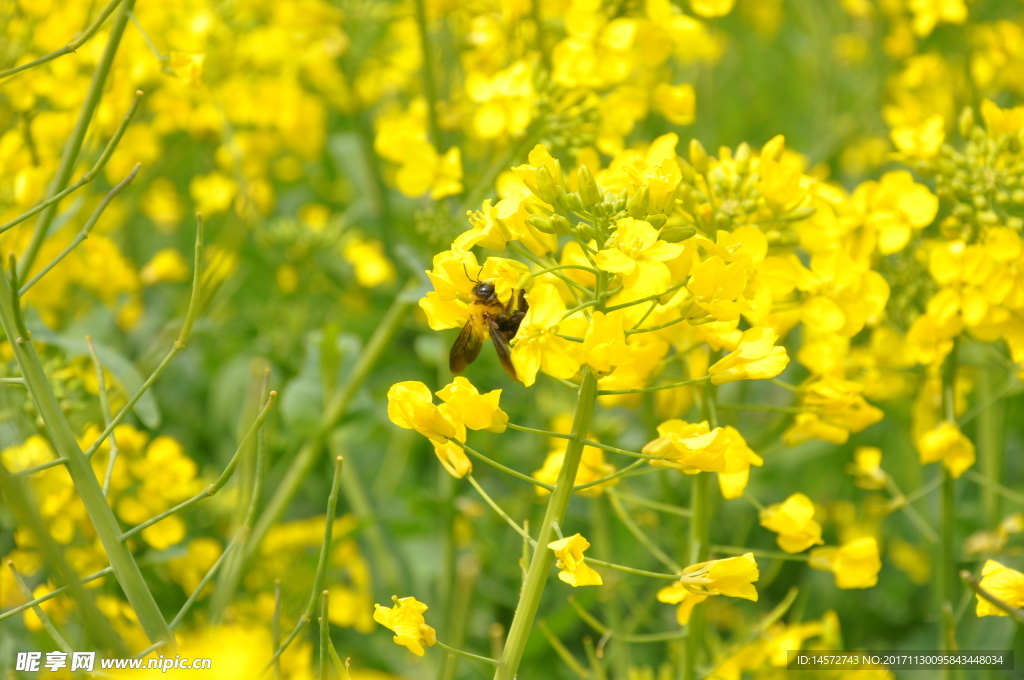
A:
449;274;529;381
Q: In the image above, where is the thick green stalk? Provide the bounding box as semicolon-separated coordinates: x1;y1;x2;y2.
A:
976;363;1004;528
18;0;137;277
493;367;600;680
0;269;175;648
939;343;958;660
685;375;717;680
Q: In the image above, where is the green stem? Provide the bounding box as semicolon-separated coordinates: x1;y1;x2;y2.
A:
0;267;175;648
597;376;710;396
939;342;958;659
7;561;74;653
0;566;113;621
18;0;138;277
436;640;500;666
976;363;1004;528
320;592;330;680
413;0;441;148
456;440;554;490
710;545;808;561
20;163;141;296
244;286;412;564
685;372;717;680
607;490;682;572
0;0;124;79
0;90;143;237
959;570;1024;624
506;422;574;439
963;469;1024;507
493;367;600;680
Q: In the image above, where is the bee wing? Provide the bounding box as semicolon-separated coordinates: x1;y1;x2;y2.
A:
486;316;518;381
449;321;483;374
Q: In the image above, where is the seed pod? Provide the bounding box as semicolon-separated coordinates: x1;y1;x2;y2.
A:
574;223;596;240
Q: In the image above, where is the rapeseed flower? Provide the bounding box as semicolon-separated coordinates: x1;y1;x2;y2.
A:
548;534;603;587
373;596;437;657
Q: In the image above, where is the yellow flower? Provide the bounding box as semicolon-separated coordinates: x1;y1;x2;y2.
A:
643;420;725;473
548;533;603;587
1;436;55;473
510;283;586;387
917;421;975;479
810;537;881;589
595;218;684;296
709;426;763;499
759;493;825;553
169;52;205;86
435;376;508;433
846;446;888;490
783;378;883;446
190;172;238;215
657;553;759;624
690;0;736;19
758;157;805;207
708;327;790;385
686;255;752;321
653;83;696;125
975;560;1024;617
386;381;456;444
341;235;396;288
908;0;967;38
581;310;632;374
891;114;945;159
419;249;529;331
140;248;190;285
980;99;1024;136
533;416;617;498
373;596;437;656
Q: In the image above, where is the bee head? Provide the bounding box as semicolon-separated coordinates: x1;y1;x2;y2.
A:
473;281;496;298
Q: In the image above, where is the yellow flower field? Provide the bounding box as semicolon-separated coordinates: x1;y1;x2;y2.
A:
2;0;1024;678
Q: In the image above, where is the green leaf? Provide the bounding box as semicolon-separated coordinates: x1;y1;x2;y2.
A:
31;330;161;428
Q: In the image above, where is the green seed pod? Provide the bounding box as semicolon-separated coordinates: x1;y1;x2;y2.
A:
689;138;709;174
659;225;697;242
628;185;650;218
578;165;602;206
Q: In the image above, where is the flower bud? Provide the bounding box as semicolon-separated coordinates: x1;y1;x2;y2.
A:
527;215;556;233
783;205;816;221
646;214;668;229
958;107;975;138
550;214;573;235
689;139;709;174
761;134;785;162
535;166;562;204
578;165;602;207
628;186;650;218
659;226;697;242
